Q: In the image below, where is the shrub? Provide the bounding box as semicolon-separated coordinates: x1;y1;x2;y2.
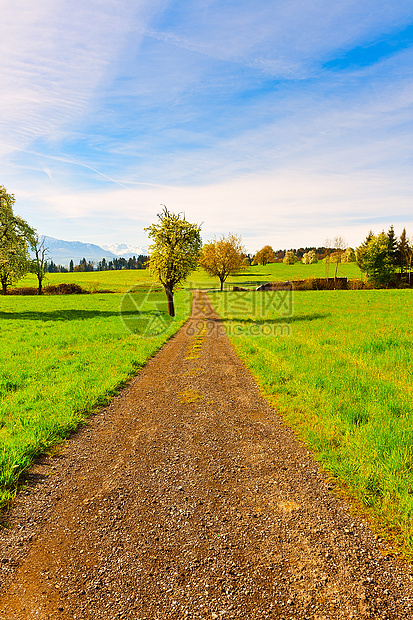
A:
43;283;89;295
292;278;315;291
8;287;39;295
348;279;364;290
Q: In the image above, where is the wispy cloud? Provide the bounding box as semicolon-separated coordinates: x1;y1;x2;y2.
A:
2;0;413;251
0;0;161;153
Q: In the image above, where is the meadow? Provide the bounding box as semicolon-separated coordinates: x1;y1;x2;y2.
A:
17;259;363;293
208;288;413;556
0;288;191;507
5;263;412;558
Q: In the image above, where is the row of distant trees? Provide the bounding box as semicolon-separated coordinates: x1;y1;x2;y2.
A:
250;244;346;265
251;239;352;266
2;183;412;301
250;226;412;286
45;255;149;274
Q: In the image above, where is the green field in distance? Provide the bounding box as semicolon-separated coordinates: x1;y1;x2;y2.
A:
17;260;363;293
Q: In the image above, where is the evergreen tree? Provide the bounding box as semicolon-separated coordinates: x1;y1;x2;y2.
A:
387;225;398;268
356;232;396;286
398;228;409;273
355;230;374;275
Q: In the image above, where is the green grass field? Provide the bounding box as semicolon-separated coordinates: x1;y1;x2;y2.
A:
0;289;191;508
17;260;363;293
208;289;413;557
18;269;154;293
6;265;412;559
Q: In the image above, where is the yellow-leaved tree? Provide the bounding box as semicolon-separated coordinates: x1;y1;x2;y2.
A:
199;233;245;291
253;245;276;266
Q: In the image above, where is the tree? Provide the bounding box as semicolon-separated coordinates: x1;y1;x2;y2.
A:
30;235;49;294
283;250;298;265
397;228;413;284
0;186;35;294
328;251;343;280
342;247;356;263
145;206;202;316
253;245;276;266
398;228;409;273
387;225;398;268
69;259;74;273
199;233;245;292
356;231;396;286
355;230;374;276
328;236;346;280
406;236;413;286
302;249;318;264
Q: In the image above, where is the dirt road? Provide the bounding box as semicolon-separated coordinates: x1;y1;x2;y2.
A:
1;291;413;619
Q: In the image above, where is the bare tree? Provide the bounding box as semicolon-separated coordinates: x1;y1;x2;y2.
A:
332;236;346;281
324;237;346;281
30;235;49;295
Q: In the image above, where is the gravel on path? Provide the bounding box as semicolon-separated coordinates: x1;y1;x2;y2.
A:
1;291;413;619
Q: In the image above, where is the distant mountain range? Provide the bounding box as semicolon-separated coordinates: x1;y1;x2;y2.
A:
38;237;147;266
101;243;147;258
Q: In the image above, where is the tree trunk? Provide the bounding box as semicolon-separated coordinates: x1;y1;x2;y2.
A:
1;281;7;295
164;285;175;317
220;278;224;292
37;275;43;295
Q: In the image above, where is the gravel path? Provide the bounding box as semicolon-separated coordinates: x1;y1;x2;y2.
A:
1;291;413;619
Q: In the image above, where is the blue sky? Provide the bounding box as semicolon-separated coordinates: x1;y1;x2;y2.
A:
1;0;413;253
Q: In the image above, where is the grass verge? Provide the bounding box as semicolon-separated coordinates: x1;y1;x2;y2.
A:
0;289;191;508
208;289;413;558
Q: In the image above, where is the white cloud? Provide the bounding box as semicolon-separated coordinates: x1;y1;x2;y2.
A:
16;164;413;253
2;0;413;253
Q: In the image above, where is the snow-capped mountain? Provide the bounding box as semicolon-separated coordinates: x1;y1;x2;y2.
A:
101;243;147;258
34;237;148;266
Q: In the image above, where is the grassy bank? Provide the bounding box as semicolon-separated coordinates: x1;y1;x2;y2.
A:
0;290;191;508
209;289;413;557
